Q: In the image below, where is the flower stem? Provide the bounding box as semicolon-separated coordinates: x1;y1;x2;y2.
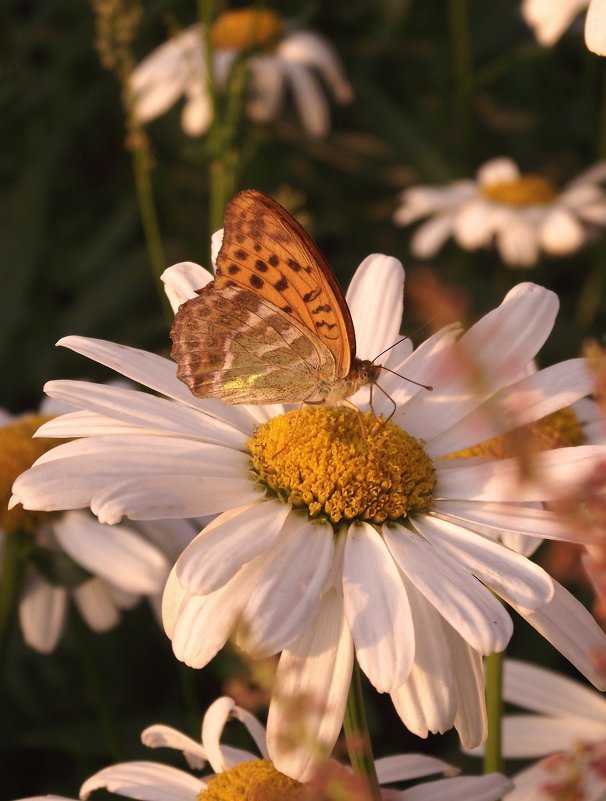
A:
343;657;381;801
448;0;474;167
484;650;504;774
131;143;171;326
0;530;31;686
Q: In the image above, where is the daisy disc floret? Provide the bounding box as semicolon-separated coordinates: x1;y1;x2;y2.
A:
249;407;435;525
11;252;606;780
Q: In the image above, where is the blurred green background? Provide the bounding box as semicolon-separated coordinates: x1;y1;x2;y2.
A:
2;0;605;797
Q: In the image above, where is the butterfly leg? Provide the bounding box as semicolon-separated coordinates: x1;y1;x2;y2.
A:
369;382;397;435
271;402;305;458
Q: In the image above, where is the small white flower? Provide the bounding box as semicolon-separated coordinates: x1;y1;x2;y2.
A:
14;695;513;801
498;660;606;801
0;404;196;652
130;8;353;138
394;158;606;267
521;0;606;55
10;251;606;778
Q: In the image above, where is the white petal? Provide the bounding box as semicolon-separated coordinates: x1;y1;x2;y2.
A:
501;714;606;758
201;697;238;773
453;200;496;249
495;213;540;267
346;254;405;360
504;657;606;722
477;158;520;185
586;0;606;54
431;501;572;545
80;761;202;801
446;623;487;749
277;31;353;104
43;380;247;449
53;511;169;594
386;522;512;654
181;83;213;136
398;774;512;801
282;60;330;138
540;207;585;254
168;557;265;668
176;501;289;594
343;522;414;691
389;324;462;413
239;514;335;656
375;754;455;783
410;214;455;258
91;475;261;525
267;571;353;782
416;513;553;608
73;579;122;631
521;0;587;45
435;444;606;504
19;568;67;653
247;56;285;123
428;358;593;457
512;579;606;689
141;724;207;770
399;283;559;441
161;262;213;313
390;578;456;738
56;336;254;434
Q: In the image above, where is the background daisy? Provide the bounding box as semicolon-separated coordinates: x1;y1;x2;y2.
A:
394;158;606;267
16;695;512;801
130;8;353;138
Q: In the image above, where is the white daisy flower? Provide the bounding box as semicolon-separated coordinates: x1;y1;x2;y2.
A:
10;254;606;779
0;405;196;653
130;7;353;138
521;0;606;55
15;695;513;801
497;659;606;801
394;157;606;267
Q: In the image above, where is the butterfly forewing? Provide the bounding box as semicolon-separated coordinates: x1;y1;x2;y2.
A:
214;190;355;378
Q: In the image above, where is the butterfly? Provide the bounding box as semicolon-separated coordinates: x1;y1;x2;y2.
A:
170;189;381;405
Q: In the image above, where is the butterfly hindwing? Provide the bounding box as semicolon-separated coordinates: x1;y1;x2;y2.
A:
214;190;355;378
171;284;338;404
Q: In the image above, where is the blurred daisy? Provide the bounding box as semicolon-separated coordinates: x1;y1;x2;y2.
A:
17;695;513;801
130;7;353;138
0;405;195;653
11;253;606;779
394;158;606;267
521;0;606;55
499;659;606;801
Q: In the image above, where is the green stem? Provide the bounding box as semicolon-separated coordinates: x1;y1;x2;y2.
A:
597;61;606;160
0;530;31;685
343;657;381;801
131;146;171;326
72;611;123;761
448;0;473;166
484;650;504;774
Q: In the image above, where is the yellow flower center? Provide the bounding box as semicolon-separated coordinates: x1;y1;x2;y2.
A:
0;415;60;533
446;407;585;460
248;406;435;525
198;759;301;801
480;174;558;206
210;8;283;51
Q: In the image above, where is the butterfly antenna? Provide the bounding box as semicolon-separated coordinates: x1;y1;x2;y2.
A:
379;365;433;392
371;336;410;364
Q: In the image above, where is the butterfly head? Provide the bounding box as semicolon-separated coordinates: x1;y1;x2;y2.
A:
322;358;382;405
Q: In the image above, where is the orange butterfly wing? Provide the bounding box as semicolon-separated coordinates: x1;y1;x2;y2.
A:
214;189;356;377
